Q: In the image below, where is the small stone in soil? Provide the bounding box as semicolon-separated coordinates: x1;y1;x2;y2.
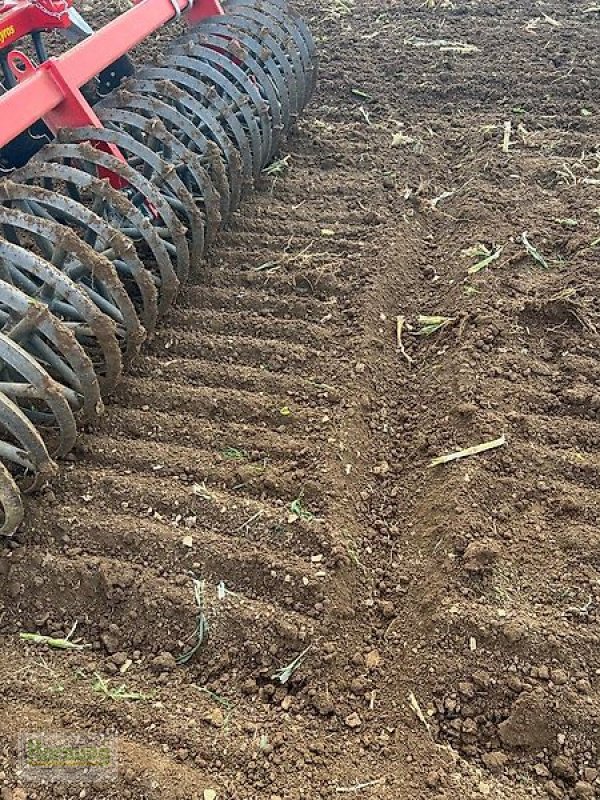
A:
344;712;362;728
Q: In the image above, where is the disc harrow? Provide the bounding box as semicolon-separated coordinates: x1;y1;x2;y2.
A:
0;0;317;536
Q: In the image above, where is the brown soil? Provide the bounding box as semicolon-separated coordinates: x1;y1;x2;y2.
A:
1;0;600;798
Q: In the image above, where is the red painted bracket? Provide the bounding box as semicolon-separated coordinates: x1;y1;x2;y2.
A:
6;48;126;186
8;50;113;139
0;0;72;49
0;0;224;149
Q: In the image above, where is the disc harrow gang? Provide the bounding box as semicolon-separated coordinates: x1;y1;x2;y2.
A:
0;0;317;536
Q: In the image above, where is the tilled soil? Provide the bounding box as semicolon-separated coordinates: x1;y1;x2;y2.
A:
1;1;600;798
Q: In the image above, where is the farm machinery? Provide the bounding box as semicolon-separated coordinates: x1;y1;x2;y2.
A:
0;0;316;535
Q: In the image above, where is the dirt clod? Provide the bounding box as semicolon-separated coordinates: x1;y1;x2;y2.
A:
498;689;557;751
344;712;362;729
150;652;177;673
481;752;508;772
463;540;501;573
550;755;576;782
100;631;120;654
574;782;595;800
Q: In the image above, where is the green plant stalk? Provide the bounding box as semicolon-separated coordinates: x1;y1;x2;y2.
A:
19;632;90;651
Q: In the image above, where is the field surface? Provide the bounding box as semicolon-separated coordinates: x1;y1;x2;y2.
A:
1;1;600;798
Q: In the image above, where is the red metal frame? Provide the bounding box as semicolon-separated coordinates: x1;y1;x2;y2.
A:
0;0;224;149
0;0;72;49
186;0;223;25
